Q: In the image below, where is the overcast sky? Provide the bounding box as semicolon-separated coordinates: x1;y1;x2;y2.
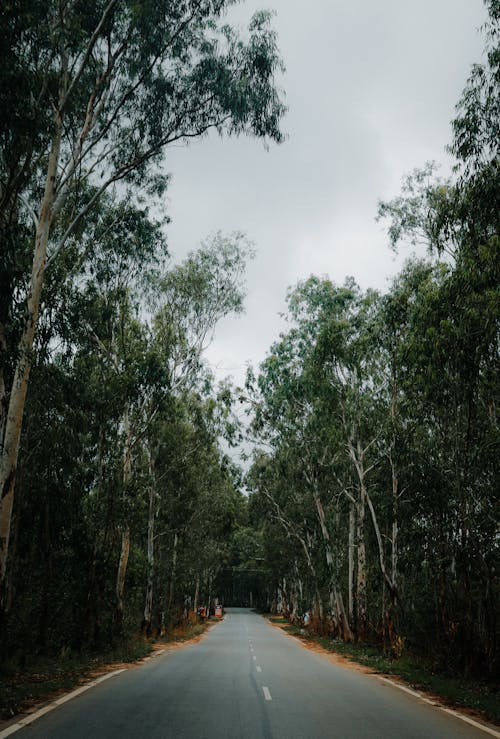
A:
163;0;487;390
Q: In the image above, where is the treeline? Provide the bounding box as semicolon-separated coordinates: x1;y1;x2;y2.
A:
246;2;499;677
5;225;256;652
0;0;285;656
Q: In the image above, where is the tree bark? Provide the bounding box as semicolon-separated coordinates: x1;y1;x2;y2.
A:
0;322;7;451
143;444;156;634
347;438;370;640
356;478;367;639
311;481;353;641
0;124;62;595
115;406;132;627
348;502;355;623
115;524;130;627
161;531;179;635
193;575;200;622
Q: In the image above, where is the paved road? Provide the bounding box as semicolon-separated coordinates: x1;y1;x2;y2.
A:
10;608;494;738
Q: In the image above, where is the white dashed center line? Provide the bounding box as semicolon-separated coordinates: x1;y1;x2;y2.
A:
262;687;272;701
256;666;262;672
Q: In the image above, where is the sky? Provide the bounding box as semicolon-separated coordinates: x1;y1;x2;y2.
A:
162;0;487;390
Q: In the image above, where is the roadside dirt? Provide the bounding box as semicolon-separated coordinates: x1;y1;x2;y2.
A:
267;620;374;674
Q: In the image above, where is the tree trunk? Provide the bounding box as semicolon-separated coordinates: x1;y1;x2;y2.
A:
0;322;7;451
0;126;61;596
348;502;355;623
356;479;367;639
115;524;130;627
143;446;156;635
160;531;179;635
311;482;353;641
193;575;200;622
115;406;133;627
347;438;369;641
386;372;400;650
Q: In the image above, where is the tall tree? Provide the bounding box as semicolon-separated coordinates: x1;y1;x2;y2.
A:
0;1;285;594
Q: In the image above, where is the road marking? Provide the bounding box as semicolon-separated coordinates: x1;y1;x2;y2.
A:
256;666;262;672
141;648;166;662
378;677;500;737
440;707;500;738
378;678;421;700
0;669;126;739
262;686;272;701
253;655;257;660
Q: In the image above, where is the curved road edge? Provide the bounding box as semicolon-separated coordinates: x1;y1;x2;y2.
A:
264;615;500;738
0;620;221;739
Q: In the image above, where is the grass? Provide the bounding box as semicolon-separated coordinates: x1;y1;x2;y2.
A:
268;616;289;624
274;621;500;724
163;620;213;642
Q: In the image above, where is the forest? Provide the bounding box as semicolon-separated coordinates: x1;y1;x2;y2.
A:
245;3;499;679
0;0;498;705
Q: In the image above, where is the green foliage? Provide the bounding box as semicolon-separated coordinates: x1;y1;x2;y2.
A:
247;3;499;674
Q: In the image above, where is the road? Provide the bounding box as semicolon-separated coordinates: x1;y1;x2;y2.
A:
7;608;495;738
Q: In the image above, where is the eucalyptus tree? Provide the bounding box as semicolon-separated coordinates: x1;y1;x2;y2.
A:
145;389;245;633
247;448;325;621
135;232;253;631
250;275;416;644
250;278;374;639
374;3;499;665
0;0;285;595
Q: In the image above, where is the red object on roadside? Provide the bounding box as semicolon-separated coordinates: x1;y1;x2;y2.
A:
215;605;223;618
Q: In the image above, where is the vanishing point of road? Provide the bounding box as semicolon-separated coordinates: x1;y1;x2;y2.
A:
5;608;497;739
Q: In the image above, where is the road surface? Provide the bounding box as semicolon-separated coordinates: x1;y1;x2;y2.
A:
6;608;495;738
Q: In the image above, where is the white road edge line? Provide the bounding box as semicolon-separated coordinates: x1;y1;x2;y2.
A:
262;687;272;701
378;677;500;738
0;669;126;739
275;621;500;737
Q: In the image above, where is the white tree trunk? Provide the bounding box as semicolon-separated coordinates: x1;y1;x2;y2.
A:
143;445;156;632
165;531;179;625
347;438;370;639
311;483;353;641
0;125;61;592
115;406;133;624
193;575;200;621
115;524;130;622
348;502;355;623
356;479;367;638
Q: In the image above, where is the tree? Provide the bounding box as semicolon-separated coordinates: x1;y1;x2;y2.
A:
0;1;285;594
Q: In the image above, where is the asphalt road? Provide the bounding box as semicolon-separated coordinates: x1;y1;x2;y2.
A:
9;608;494;738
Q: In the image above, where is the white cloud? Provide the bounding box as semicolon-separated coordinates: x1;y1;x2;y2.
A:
160;0;487;394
